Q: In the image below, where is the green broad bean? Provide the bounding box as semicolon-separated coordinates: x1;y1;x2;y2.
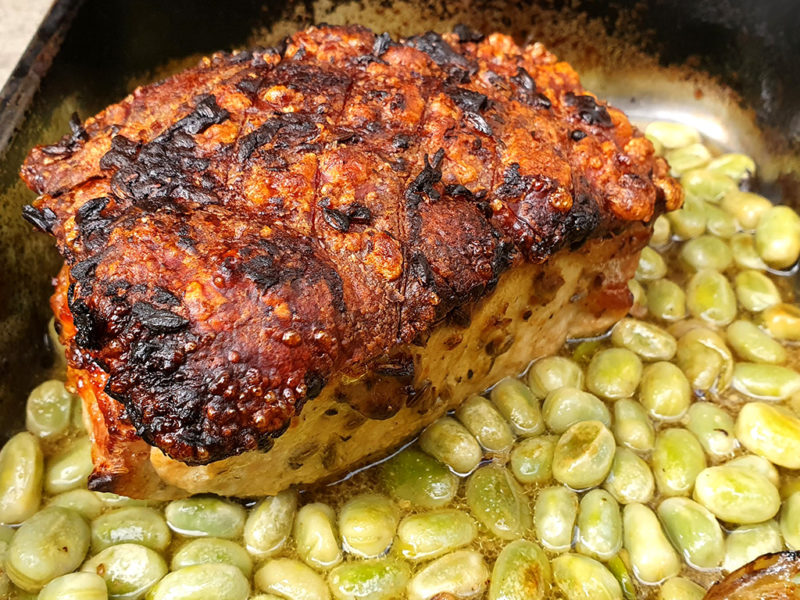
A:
82;543;167;600
489;541;551;600
733;271;781;313
465;465;530;540
760;302;800;342
680;169;737;203
611;318;677;361
650;215;672;247
339;494;399;558
418;417;482;475
628;279;647;313
735;401;800;468
704;203;738;239
623;503;681;585
613;399;655;452
726;319;786;364
686;269;737;327
635;246;668;281
666;143;712;175
533;486;578;552
527;356;584;398
406;550;489;600
553;421;616;490
646;279;687;321
47;489;104;520
25;380;73;439
586;348;642;400
720;191;772;230
707;152;756;181
680;235;733;271
781;491;800;550
396;509;477;560
732;362;800;400
693;465;780;524
729;233;768;270
755;205;800;269
725;454;780;486
490;377;544;437
576;489;622;561
293;503;342;570
91;506;171;553
146;564;248;600
380;448;457;509
542;387;611;434
0;432;43;524
652;428;707;498
509;436;556;485
659;577;706;600
6;507;89;592
243;489;297;558
639;361;691;421
675;327;733;392
603;447;655;505
44;435;92;495
607;555;636;600
722;520;783;573
552;554;623;600
171;538;253;577
255;558;330;600
657;497;724;569
667;196;707;240
645;122;700;149
95;493;151;508
165;495;246;539
327;559;410;600
686;403;737;459
38;572;108;600
455;395;515;453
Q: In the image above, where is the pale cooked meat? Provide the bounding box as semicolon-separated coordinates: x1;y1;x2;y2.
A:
22;25;680;498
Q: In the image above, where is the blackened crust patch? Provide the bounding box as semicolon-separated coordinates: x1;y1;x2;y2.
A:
130;301;189;333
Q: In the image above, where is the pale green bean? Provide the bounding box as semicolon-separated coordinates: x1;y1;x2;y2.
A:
657;497;724;569
666;143;712;175
255;558;330;600
686;269;737;327
726;319;786;364
455;395;515;453
44;436;92;495
509;436;556;485
755;205;800;269
733;270;781;312
721;191;772;230
418;417;482;475
490;377;544;437
575;489;622;561
781;491;800;550
552;553;623;600
686;402;737;460
527;356;584;398
146;564;249;600
623;503;681;585
165;496;246;539
534;486;578;552
82;542;167;600
603;447;655;505
693;465;780;524
735;402;800;468
636;246;668;281
243;489;297;559
645;122;700;149
406;550;489;600
675;327;733;392
652;428;706;498
339;494;398;558
6;507;90;592
723;521;783;573
586;348;642;400
25;380;73;439
489;539;551;600
659;577;706;600
91;506;171;553
465;465;530;540
38;572;108;600
639;361;691;421
760;303;800;342
0;432;43;524
680;235;733;271
380;448;457;509
613;399;655;452
327;559;410;600
680;169;736;203
293;503;342;570
396;509;477;561
542;387;610;434
646;279;687;321
552;421;616;490
707;153;756;182
730;232;768;270
732;362;800;400
47;489;104;520
171;537;253;577
611;318;677;361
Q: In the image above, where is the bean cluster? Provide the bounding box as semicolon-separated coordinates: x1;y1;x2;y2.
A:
1;121;799;599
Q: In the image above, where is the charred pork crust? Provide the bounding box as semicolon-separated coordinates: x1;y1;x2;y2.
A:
20;25;681;465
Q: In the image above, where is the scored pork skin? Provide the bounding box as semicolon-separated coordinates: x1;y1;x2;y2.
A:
22;25;680;498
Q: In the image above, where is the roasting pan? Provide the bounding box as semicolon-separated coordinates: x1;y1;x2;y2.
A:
0;0;798;443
